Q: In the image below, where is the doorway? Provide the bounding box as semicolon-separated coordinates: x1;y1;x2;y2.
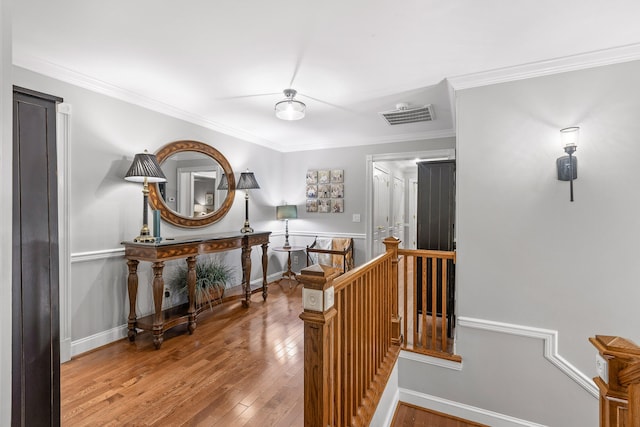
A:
366;149;455;259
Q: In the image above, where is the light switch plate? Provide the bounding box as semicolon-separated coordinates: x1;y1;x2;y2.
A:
352;214;361;222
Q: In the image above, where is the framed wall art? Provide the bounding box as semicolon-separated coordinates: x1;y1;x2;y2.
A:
306;168;345;213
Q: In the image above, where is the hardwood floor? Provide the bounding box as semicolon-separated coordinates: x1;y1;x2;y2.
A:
62;280;474;426
61;281;304;426
391;402;488;427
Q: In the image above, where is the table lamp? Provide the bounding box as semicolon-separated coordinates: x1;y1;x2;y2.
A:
276;204;297;249
237;169;260;233
124;150;167;242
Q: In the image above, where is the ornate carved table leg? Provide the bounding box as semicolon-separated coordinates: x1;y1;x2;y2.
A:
261;242;269;301
186;256;197;334
127;259;139;341
151;261;165;349
241;245;252;308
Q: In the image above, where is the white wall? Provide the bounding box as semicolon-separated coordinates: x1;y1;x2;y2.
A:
0;0;11;424
400;60;640;426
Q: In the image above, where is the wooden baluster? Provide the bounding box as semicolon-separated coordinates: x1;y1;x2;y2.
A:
299;264;340;427
441;258;448;352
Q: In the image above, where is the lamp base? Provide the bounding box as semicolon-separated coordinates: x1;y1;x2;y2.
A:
240;223;254;234
133;235;160;243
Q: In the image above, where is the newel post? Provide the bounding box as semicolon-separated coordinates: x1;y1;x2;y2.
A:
590;335;640;427
299;264;341;427
383;237;402;345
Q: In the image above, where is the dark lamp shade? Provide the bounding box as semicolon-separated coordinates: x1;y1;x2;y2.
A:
217;173;228;190
276;205;297;220
237;171;260;190
124;152;167;183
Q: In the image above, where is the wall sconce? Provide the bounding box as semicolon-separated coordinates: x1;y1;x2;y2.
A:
557;127;579;202
236;169;260;233
124;150;167;242
276;204;298;249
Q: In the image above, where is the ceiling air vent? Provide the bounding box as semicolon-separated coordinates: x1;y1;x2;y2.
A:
379;103;435;126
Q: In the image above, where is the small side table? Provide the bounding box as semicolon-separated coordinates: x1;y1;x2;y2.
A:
273;246;305;284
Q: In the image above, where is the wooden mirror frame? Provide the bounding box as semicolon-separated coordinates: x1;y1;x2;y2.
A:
148;140;236;228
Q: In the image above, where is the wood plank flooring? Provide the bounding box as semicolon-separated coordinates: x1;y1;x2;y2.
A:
61;281;305;426
62;280;476;426
391;402;489;427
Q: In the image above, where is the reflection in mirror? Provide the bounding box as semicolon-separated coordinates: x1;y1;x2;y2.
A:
148;140;235;228
158;152;227;217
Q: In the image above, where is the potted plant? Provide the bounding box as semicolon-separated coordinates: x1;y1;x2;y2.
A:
170;257;234;312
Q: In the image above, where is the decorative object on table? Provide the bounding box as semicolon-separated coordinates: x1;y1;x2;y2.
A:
306;168;344;213
237;169;260;233
274;88;306;121
556;126;579;202
170;257;234;312
124;150;167;242
276;204;297;249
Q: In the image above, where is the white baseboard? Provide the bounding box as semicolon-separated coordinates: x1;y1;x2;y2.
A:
457;317;598;398
399;349;463;371
67;272;286;358
370;360;400;427
398;388;547;427
70;325;128;358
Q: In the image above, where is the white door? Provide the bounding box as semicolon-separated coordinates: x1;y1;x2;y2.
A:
408;178;418;249
392;175;405;248
373;165;390;257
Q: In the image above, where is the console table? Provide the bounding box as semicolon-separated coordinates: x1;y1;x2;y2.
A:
122;231;271;349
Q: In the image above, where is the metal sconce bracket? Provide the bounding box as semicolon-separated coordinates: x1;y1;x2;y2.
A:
556;155;578;181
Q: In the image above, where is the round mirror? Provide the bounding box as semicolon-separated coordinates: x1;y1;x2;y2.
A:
148;140;235;228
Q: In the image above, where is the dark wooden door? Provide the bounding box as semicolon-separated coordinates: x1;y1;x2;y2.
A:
416;160;455;335
12;86;62;427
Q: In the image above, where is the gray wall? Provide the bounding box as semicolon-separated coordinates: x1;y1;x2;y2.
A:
12;66;285;344
399;60;640;426
0;0;12;423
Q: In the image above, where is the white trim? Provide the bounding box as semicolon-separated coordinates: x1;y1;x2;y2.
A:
457;317;598;398
448;42;640;90
57;102;72;363
71;324;128;358
399;350;463;371
71;247;125;263
371;360;400;427
289;230;366;240
399;388;547;427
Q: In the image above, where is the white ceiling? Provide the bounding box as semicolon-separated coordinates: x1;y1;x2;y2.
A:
12;0;640;152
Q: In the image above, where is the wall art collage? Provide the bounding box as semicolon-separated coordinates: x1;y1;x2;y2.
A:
305;169;344;213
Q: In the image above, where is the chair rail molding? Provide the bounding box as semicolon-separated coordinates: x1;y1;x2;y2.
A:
71;247;125;263
457;316;598;398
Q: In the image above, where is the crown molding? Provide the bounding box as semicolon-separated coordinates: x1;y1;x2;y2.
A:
448;43;640;91
13;53;286;150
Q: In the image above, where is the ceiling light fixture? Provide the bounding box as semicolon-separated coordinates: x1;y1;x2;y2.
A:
275;89;306;121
